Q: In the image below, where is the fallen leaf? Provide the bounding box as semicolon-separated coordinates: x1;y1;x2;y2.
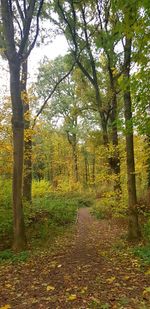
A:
106;276;116;284
0;305;11;309
46;285;55;292
67;294;77;301
80;286;88;294
5;284;12;289
143;287;150;295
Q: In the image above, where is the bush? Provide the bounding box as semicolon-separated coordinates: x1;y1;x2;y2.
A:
91;201;113;219
143;218;150;242
32;179;52;198
0;179;12;236
0;179;11;208
91;190;128;220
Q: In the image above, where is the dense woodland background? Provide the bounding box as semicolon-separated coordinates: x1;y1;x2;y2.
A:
0;0;150;255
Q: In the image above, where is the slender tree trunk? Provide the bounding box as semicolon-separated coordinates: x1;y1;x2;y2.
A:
23;139;32;202
66;130;78;183
106;54;121;192
109;94;121;192
84;150;89;186
95;88;109;146
72;141;78;182
92;153;96;188
10;60;27;251
124;37;141;241
21;60;32;202
146;135;150;189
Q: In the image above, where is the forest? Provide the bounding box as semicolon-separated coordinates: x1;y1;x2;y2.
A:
0;0;150;308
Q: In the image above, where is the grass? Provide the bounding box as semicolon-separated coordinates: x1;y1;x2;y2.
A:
133;245;150;265
0;249;29;263
0;180;93;260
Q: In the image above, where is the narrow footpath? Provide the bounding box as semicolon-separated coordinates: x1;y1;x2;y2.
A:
0;208;150;309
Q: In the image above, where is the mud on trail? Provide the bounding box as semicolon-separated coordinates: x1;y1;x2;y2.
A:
0;208;150;309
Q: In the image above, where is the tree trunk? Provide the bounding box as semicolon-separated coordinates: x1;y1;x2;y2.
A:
146;135;150;189
23;139;32;202
21;59;32;203
72;141;78;183
66;130;78;183
109;94;121;192
10;60;27;251
106;54;121;192
92;153;96;188
84;150;89;186
124;37;141;241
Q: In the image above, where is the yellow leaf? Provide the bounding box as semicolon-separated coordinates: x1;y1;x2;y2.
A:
80;286;88;294
145;269;150;275
106;276;116;284
67;294;77;301
46;285;55;292
124;275;130;280
143;287;150;295
5;284;12;288
0;305;11;309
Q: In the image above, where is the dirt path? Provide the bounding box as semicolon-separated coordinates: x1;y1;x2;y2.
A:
0;208;150;309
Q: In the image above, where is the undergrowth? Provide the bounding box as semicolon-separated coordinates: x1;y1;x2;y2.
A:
0;180;93;260
133;217;150;265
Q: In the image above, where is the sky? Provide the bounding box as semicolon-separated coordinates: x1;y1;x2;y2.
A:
28;35;68;82
0;35;68;97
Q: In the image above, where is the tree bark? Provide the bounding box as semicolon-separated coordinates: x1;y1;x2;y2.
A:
84;150;89;187
105;51;121;192
109;94;121;192
21;59;32;203
10;60;27;251
92;153;96;188
72;136;78;183
124;37;141;241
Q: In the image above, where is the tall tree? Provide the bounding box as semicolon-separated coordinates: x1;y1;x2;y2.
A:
120;1;141;240
0;0;44;251
50;0;122;191
20;58;32;202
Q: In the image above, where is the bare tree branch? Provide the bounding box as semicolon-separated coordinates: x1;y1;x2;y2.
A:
18;0;36;56
23;0;44;60
15;0;25;22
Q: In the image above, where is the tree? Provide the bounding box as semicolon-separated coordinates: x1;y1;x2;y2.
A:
21;58;32;203
36;55;80;182
49;0;122;192
119;0;141;240
0;0;44;251
51;0;109;146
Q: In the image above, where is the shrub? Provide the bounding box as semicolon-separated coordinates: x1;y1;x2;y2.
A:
32;179;52;198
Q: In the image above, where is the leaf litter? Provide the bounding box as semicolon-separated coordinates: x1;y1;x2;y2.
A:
0;208;150;308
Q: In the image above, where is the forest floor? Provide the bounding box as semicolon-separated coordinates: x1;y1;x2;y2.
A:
1;208;150;309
